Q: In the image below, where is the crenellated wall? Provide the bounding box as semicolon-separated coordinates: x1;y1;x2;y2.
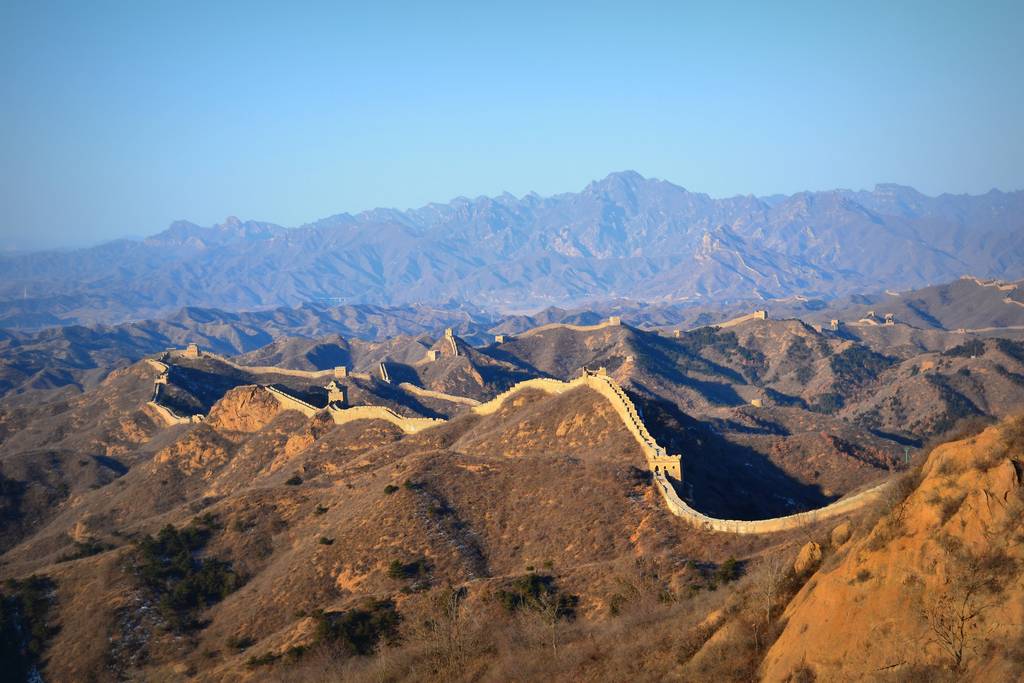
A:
713;309;769;330
398;382;481;406
145;401;201;426
467;369;885;533
514;316;624;339
470;377;580;414
326;404;444;434
264;384;442;432
145;358;170;372
264;385;321;417
146;351;888;534
653;471;887;534
167;348;352;381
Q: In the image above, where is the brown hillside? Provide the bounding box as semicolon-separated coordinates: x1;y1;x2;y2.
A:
3;380;806;681
762;417;1024;681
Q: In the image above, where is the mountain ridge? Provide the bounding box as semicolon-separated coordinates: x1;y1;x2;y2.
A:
2;172;1023;327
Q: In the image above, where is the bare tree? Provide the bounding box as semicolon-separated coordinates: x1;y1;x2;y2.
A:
920;550;1003;670
420;586;471;675
753;550;789;626
534;588;562;658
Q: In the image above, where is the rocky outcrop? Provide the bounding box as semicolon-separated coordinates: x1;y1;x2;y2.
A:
762;418;1024;681
206;385;288;432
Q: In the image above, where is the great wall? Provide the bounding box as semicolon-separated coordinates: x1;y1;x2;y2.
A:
143;358;204;426
145;331;888;535
710;309;768;330
513;316;622;339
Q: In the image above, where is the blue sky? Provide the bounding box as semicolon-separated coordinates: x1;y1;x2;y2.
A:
1;0;1022;250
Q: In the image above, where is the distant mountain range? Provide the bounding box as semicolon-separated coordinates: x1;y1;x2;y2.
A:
3;275;1023;404
2;171;1023;327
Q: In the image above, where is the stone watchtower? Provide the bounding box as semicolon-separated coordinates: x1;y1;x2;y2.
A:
651;447;683;480
444;327;459;356
325;380;346;406
183;342;200;358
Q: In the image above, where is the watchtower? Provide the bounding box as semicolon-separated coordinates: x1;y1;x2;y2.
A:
184;342;200;358
608;316;622;326
333;366;348;378
325;380;346;406
651;449;682;480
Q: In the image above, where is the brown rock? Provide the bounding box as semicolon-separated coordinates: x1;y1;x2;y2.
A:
830;521;851;547
793;541;822;575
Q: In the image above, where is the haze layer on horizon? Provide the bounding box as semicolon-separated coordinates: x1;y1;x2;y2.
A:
1;0;1022;250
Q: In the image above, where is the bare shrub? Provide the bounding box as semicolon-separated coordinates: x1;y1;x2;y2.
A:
919;547;1007;670
753;550;790;625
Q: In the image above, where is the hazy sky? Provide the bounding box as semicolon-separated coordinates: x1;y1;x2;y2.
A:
1;1;1022;250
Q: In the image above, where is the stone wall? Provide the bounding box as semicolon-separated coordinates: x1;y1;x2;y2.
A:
471;370;884;533
715;309;769;330
168;347;350;381
398;382;481;406
653;472;888;535
145;401;197;426
147;351;886;534
515;316;624;339
326;404;444;434
264;385;320;417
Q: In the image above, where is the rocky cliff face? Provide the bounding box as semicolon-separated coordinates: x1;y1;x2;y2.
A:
205;385;287;433
763;418;1024;681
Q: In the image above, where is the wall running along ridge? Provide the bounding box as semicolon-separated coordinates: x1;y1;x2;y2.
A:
167;350;372;380
398;382;481;406
471;371;888;534
145;401;195;426
144;358;203;425
326;404;444;434
514;316;622;339
262;384;443;433
709;309;769;330
150;350;888;533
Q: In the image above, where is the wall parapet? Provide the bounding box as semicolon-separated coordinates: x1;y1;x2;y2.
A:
146;401;202;426
398;382;481;406
170;348;351;380
151;353;887;534
515;316;625;339
653;471;888;534
326;404;444;433
265;385;320;417
713;309;769;330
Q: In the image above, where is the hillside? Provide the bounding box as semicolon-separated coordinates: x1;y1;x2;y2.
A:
763;417;1024;680
6;275;1024;409
0;303;497;403
2;173;1023;327
1;315;1023;680
0;377;798;681
827;275;1024;332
